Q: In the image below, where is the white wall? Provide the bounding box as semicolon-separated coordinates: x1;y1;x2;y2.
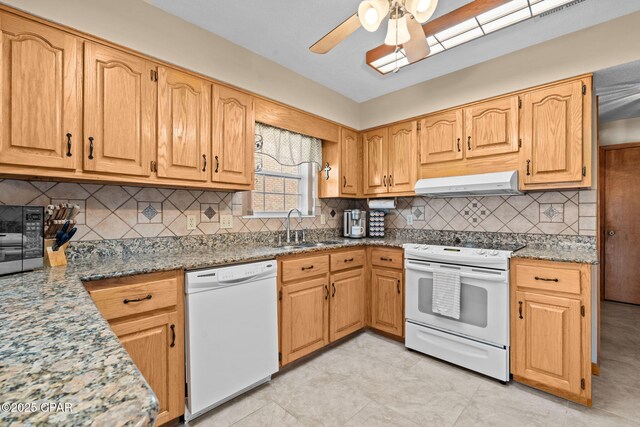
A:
0;0;362;129
360;11;640;129
600;117;640;146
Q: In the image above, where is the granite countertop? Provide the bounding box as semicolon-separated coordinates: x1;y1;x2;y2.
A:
0;236;597;426
511;245;599;264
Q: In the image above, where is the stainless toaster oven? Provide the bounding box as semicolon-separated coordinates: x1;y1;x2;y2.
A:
0;205;44;276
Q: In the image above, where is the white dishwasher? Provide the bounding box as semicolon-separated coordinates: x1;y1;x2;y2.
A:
184;260;278;422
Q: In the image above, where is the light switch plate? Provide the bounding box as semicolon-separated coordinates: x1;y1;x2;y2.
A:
406;214;414;225
320;214;326;225
220;214;233;229
186;215;197;230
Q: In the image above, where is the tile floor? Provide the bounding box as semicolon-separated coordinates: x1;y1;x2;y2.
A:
187;301;639;426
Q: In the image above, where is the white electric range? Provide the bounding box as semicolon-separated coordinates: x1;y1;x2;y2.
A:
403;243;522;383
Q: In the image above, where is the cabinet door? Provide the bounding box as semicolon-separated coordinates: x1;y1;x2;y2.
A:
521;80;584;185
363;128;389;195
111;311;184;426
157;67;210;182
464;95;519;158
419;110;463;164
0;13;80;170
84;42;155;177
371;268;403;337
330;267;365;342
340;128;359;196
213;85;254;186
388;121;417;193
513;291;582;397
280;276;329;365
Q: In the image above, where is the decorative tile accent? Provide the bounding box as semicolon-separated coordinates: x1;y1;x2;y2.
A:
412;207;424;219
0;179;350;241
540;204;564;223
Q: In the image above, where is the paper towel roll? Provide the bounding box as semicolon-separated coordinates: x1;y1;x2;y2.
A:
368;199;396;210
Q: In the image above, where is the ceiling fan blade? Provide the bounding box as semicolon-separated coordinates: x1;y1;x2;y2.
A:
403;14;430;63
310;13;361;54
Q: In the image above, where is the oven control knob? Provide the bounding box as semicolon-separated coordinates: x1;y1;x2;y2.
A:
489;250;499;256
476;249;486;255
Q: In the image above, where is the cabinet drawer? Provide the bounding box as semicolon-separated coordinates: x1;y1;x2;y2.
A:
514;263;581;295
371;248;403;269
281;254;329;282
331;250;365;272
87;276;178;320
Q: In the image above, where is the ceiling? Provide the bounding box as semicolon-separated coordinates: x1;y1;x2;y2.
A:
596;60;640;123
147;0;640;102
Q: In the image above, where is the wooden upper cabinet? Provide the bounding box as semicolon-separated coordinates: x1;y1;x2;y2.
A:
84;42;155;177
371;267;403;337
513;291;582;397
157;67;211;182
388;121;417;193
419;110;463;164
464;95;519;158
363;128;389;195
521;80;585;186
0;13;80;170
329;267;365;342
340;128;359;196
212;85;254;186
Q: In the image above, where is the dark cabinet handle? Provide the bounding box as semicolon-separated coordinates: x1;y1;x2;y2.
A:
202;154;207;172
397;279;401;294
88;137;94;160
380;257;392;262
518;301;523;319
344;258;354;262
389;175;393;186
332;283;336;297
170;324;176;348
343;176;347;188
535;276;559;282
123;294;152;304
324;285;329;300
467;136;472;150
457;138;461;152
66;133;72;157
383;175;387;187
215;155;219;173
526;159;531;176
301;265;314;271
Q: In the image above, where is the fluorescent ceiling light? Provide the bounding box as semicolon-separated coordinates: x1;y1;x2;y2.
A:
370;51;402;68
477;0;529;24
482;7;531;33
441;27;484;49
434;18;478;41
530;0;572;15
378;56;410;74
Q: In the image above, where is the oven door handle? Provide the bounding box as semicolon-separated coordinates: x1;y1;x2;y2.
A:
405;262;507;282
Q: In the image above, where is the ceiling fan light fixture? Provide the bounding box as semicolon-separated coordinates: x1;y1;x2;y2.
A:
404;0;439;23
384;14;411;46
358;0;390;32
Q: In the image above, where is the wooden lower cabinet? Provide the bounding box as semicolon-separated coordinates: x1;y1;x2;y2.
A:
510;259;592;406
370;267;404;337
85;270;185;425
280;276;330;365
329;267;365;341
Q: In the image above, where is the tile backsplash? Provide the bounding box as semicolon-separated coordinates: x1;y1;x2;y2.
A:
377;190;597;236
0;179;351;241
0;179;597;241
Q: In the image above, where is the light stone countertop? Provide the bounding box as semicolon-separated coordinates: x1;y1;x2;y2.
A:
0;236;597;426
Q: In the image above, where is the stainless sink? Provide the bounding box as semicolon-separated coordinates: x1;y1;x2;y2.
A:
276;240;343;250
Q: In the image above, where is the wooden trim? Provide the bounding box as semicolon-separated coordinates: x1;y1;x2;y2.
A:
366;0;512;71
592;363;600;376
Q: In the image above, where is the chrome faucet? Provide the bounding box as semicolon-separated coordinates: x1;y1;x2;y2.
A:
286;208;303;243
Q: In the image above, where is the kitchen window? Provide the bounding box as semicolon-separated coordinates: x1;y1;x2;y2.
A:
243;123;321;218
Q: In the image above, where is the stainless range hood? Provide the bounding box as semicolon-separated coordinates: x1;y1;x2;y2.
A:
414;171;522;198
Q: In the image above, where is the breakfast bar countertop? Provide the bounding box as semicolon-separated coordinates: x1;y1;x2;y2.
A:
0;236;597;426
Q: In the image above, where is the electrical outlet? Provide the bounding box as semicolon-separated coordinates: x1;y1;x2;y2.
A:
186;215;197;230
407;214;414;225
320;214;326;225
220;214;233;229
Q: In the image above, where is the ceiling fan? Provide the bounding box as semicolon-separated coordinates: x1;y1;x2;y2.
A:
310;0;439;70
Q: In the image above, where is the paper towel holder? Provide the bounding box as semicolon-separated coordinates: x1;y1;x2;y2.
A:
367;197;396;212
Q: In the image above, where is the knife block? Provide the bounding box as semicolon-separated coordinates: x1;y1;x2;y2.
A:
44;238;69;267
